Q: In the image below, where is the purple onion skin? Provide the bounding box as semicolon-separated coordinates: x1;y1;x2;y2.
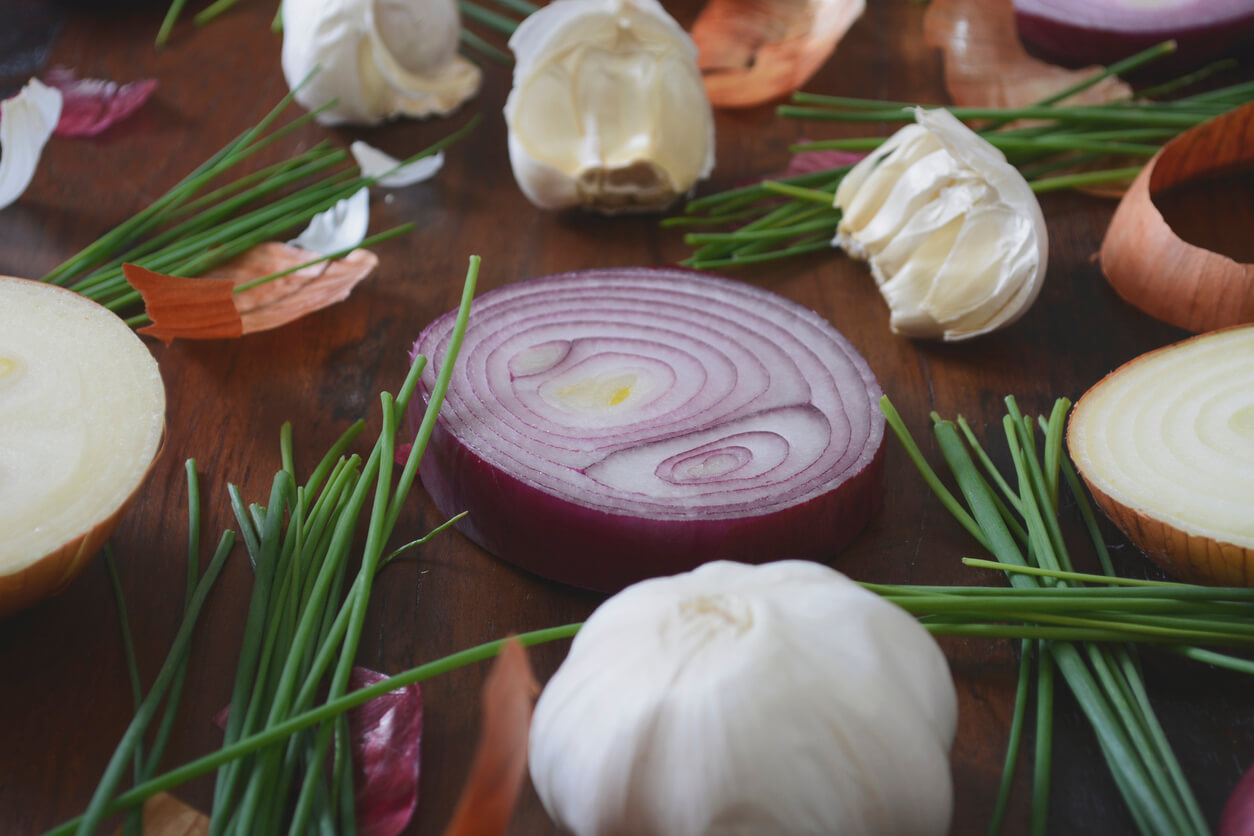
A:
418;416;884;592
1014;5;1254;71
1222;762;1254;836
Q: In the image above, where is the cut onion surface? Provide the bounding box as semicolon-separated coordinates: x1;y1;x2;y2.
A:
412;269;885;592
1014;0;1254;68
0;276;165;618
1068;325;1254;587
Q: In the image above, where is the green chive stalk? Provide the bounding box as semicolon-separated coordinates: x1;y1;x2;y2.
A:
40;93;479;325
880;395;1232;835
72;381;1254;835
155;0;533;64
671;42;1253;269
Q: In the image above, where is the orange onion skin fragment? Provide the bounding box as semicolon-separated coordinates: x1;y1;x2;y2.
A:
411;269;885;592
1067;325;1254;587
1099;103;1254;334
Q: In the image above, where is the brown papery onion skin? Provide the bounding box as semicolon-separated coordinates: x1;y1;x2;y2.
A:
412;269;885;592
0;277;165;618
1100;103;1254;333
1067;325;1254;587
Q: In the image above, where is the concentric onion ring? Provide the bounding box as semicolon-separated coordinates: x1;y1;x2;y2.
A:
1068;325;1254;586
412;268;885;591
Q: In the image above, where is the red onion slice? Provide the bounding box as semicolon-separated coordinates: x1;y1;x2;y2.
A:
1013;0;1254;68
412;268;885;591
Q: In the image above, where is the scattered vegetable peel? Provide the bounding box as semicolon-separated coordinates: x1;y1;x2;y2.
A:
690;0;866;108
0;78;62;211
287;188;370;256
349;668;424;836
111;793;208;836
1099;101;1254;332
45;67;157;138
124;243;379;342
351;141;444;187
442;638;538;836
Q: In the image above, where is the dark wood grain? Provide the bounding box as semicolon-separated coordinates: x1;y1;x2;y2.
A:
1;3;1252;835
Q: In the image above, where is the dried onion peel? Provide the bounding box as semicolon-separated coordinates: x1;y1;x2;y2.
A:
1100;102;1254;333
411;269;885;592
1067;325;1254;587
0;276;165;617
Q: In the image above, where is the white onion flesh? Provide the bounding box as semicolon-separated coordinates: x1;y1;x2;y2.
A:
412;269;885;591
0;277;165;617
1068;325;1254;586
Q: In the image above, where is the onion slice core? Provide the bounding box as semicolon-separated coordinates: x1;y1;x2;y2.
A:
412;269;885;591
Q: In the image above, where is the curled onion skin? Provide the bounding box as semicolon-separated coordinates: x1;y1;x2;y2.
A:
412;269;885;591
1067;325;1254;587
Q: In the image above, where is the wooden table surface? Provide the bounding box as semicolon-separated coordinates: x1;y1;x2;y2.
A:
2;3;1252;834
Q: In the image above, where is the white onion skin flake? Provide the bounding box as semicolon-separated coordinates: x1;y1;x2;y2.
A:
412;269;885;591
1067;325;1254;587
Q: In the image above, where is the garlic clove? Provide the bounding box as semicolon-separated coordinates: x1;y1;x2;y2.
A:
504;0;715;213
834;107;1047;341
280;0;480;126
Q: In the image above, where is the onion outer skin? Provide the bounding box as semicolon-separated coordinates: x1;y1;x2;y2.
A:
1067;325;1254;587
412;269;885;592
1013;0;1254;69
0;498;139;619
1220;760;1254;836
1099;102;1254;334
0;276;165;619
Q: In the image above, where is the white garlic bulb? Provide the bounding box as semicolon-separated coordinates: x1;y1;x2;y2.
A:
503;0;716;213
834;107;1048;341
528;560;957;836
280;0;480;125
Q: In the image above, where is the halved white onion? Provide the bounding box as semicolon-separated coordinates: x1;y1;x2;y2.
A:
1067;325;1254;586
0;277;165;617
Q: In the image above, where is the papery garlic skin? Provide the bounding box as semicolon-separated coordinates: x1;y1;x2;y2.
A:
0;79;62;211
280;0;480;125
528;560;957;836
504;0;715;213
834;107;1048;341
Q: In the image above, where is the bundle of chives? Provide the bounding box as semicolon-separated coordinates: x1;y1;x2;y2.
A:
41;83;478;327
61;256;479;836
60;385;1254;833
157;0;537;64
670;42;1254;270
881;394;1242;836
